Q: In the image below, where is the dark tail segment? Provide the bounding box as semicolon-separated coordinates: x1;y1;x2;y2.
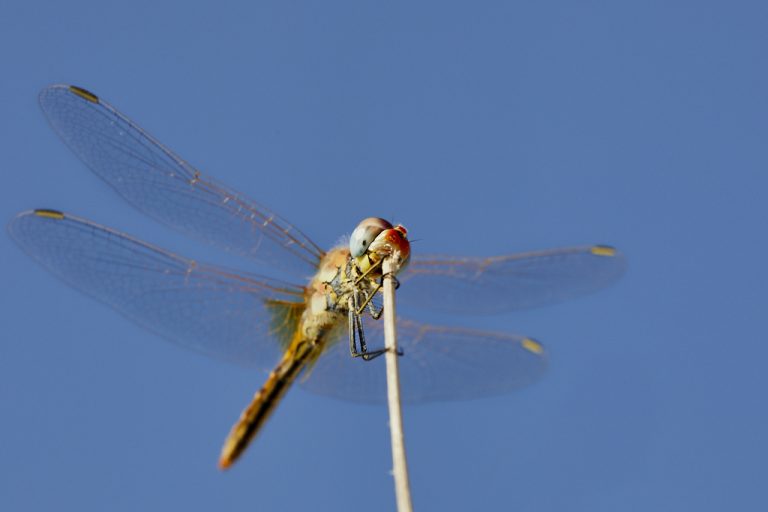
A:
218;339;314;469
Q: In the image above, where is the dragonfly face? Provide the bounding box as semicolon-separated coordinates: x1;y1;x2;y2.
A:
349;217;393;258
9;84;626;469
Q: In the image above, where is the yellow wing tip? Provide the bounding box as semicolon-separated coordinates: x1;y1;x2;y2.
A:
33;209;65;220
521;338;544;355
68;85;99;103
591;245;617;257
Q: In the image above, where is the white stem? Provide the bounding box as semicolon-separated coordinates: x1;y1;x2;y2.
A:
382;257;413;512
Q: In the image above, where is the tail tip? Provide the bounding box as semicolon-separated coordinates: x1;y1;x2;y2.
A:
218;456;233;471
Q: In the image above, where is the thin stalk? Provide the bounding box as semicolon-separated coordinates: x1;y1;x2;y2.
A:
382;257;413;512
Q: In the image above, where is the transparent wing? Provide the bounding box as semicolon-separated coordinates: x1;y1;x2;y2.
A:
300;318;546;404
397;245;626;314
38;84;324;275
9;210;549;403
8;210;306;369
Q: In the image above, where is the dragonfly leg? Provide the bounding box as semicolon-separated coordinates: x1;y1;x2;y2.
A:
348;291;403;361
354;295;370;355
352;284;385;320
367;300;383;320
353;257;383;285
359;346;405;361
347;297;357;357
359;287;383;320
348;324;404;360
355;282;382;316
357;269;405;359
347;293;370;358
380;272;400;290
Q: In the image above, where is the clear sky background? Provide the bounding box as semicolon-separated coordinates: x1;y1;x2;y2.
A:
1;1;766;511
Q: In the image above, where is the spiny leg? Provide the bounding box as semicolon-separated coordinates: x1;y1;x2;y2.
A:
347;291;399;361
355;272;400;319
348;293;372;358
363;270;404;358
381;271;400;290
347;296;357;357
355;282;382;316
366;299;383;320
353;257;383;285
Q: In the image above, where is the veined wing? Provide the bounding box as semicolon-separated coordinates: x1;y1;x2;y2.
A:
8;209;306;369
38;84;324;274
397;245;626;314
300;318;546;404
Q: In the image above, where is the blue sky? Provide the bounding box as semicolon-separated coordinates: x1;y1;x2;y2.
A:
1;1;766;511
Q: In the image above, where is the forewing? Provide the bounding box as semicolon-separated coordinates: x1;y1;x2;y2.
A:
397;245;626;314
38;84;324;274
300;318;546;404
8;210;306;369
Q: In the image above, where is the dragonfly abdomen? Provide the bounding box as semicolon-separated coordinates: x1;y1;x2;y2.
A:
218;332;317;469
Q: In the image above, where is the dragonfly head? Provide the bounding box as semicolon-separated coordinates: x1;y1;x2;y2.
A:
349;217;393;258
350;217;410;272
370;224;410;271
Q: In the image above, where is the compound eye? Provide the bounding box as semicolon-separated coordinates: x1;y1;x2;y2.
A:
349;217;392;257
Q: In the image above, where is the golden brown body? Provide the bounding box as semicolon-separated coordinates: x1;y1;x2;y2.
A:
218;247;351;469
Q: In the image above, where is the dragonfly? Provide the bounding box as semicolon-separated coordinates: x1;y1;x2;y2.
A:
9;85;626;469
